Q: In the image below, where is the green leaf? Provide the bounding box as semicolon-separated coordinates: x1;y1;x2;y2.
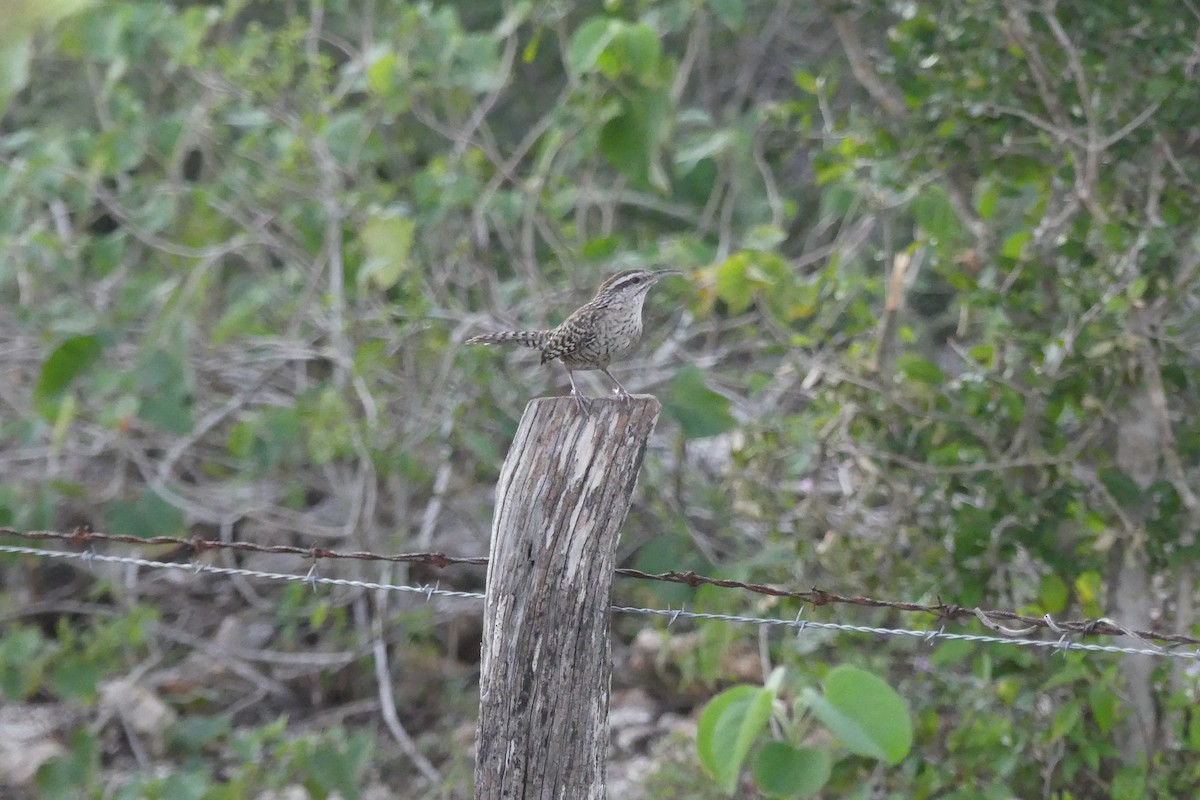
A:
35;335;104;404
227;420;256;459
1049;699;1082;742
324;111;366;165
976;180;999;220
599;88;670;191
149;115;186;161
674;129;732;173
1001;230;1031;260
301;730;372;800
1112;766;1148;800
493;0;532;38
663;365;737;440
1074;571;1102;617
365;48;399;96
50;393;78;449
1188;710;1200;750
212;283;273;343
1088;683;1119;735
708;0;745;29
912;184;963;247
36;729;100;796
139;392;194;435
1098;468;1143;509
136;349;194;434
696;684;776;794
793;70;819;94
744;224;786;252
359;210;415;291
522;26;542;62
897;353;945;385
3;0;94;46
581;235;621;261
752;742;830;798
158;771;210;800
168;714;233;752
715;253;754;313
50;653;104;701
0;39;33;116
104;489;186;539
928;639;975;668
968;343;995;366
308;741;360;800
60;2;121;60
566;17;617;77
617;23;661;82
1038;574;1068;613
802;666;912;764
0;626;47;699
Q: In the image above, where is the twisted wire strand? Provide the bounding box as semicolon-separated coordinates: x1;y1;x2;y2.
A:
2;544;1196;661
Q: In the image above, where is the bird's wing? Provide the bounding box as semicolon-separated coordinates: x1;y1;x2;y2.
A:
540;323;583;365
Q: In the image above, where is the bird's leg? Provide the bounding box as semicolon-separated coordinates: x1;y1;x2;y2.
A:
565;367;591;414
601;368;632;404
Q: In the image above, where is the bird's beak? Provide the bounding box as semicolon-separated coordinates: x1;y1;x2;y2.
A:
654;269;684;279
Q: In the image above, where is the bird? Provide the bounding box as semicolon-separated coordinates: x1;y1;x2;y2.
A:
467;269;683;413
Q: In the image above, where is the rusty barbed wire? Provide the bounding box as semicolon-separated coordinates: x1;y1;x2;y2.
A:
615;568;1200;646
3;527;1197;648
2;543;1195;661
0;527;488;568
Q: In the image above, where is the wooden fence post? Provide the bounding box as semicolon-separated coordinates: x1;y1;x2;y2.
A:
474;395;662;800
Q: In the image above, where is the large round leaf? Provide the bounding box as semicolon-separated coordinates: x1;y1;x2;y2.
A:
801;666;912;764
696;684;775;794
752;742;831;798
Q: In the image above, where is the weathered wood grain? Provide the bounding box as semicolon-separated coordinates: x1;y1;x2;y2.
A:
474;395;662;800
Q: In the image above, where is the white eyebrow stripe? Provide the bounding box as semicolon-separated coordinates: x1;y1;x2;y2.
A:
603;273;643;292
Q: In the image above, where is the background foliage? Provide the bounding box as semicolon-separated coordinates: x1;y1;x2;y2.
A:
2;0;1199;797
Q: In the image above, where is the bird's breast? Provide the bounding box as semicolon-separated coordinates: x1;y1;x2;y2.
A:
560;307;643;368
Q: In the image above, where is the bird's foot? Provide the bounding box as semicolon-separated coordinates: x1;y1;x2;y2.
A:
613;386;632;404
571;390;592;415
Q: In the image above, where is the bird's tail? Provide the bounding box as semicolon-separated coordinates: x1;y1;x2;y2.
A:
466;330;549;349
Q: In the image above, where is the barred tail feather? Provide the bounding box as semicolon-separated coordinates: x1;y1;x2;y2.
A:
466;330;549;349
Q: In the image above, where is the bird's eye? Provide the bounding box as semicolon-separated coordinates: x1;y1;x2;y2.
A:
631;276;642;284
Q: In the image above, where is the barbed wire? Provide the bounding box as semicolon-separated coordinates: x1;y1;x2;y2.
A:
0;544;488;600
1;544;1195;662
3;527;1198;648
0;527;488;568
612;607;1200;661
613;569;1200;646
